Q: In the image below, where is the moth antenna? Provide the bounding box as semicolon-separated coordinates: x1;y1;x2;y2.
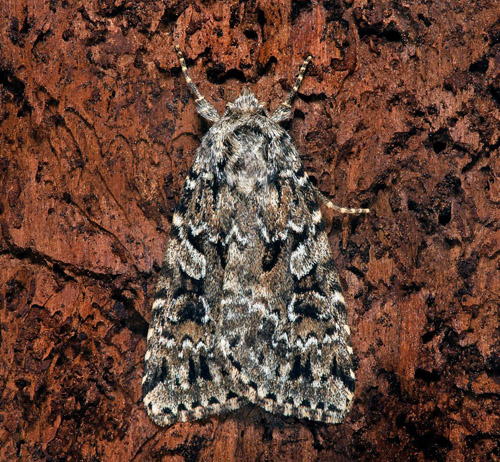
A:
175;45;220;122
271;55;313;123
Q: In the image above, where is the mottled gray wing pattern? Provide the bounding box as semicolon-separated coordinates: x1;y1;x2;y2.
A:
216;132;356;423
142;143;245;426
143;96;357;426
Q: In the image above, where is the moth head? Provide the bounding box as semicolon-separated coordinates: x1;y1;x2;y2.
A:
225;87;267;116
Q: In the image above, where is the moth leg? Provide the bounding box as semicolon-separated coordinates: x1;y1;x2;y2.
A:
271;55;313;123
314;185;370;214
174;45;220;123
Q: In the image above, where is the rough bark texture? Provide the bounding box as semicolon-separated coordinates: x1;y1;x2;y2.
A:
1;1;499;461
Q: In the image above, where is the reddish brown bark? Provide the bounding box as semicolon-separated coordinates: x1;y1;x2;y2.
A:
1;1;499;461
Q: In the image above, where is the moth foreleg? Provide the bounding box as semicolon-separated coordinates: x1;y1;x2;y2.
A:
315;186;370;214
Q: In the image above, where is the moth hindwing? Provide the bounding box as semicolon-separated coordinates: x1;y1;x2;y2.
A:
142;47;360;426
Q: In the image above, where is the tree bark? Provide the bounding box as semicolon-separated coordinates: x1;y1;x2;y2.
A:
1;1;499;461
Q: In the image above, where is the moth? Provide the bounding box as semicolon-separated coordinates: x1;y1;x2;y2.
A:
142;46;369;426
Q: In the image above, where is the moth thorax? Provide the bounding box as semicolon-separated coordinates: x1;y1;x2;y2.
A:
226;125;270;194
